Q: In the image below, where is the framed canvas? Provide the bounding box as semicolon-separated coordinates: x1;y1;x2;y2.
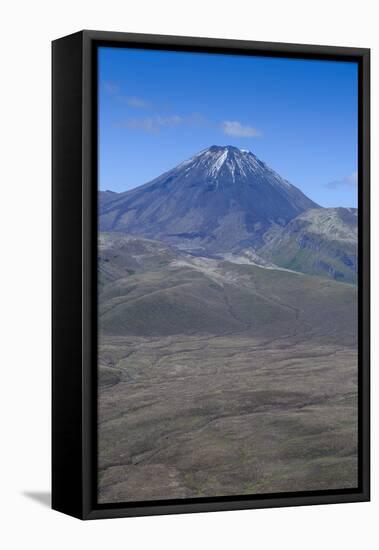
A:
52;30;370;520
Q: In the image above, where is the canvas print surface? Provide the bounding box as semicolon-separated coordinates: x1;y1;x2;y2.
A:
97;47;358;504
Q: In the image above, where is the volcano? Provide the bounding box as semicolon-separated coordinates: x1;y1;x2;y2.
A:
99;145;318;253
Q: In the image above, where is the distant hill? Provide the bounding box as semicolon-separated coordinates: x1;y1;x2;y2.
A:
98;234;357;345
260;207;358;283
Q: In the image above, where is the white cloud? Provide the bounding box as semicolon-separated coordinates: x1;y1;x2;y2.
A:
103;81;151;109
156;115;183;127
123;113;205;133
124;117;157;133
103;81;120;94
221;120;261;138
124;115;183;133
327;171;358;189
122;96;151;109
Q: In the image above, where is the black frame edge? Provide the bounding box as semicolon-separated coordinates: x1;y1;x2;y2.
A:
82;29;369;58
360;48;370;502
52;31;85;519
85;492;369;520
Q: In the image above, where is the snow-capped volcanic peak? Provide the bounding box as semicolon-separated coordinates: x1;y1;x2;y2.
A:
100;144;318;253
179;145;286;185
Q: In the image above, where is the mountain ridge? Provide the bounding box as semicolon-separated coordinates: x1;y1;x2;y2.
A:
260;207;357;282
99;145;318;252
99;145;357;282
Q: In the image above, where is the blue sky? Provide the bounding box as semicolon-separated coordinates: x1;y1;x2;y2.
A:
99;47;358;207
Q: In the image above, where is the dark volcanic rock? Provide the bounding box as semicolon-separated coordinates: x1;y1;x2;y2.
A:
99;145;317;253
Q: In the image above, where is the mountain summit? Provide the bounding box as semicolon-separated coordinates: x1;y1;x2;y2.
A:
99;145;318;252
177;145;297;187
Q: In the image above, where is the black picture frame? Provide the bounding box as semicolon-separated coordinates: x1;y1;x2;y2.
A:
52;30;370;520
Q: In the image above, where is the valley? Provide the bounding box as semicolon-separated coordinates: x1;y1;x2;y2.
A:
97;145;358;503
97;232;358;502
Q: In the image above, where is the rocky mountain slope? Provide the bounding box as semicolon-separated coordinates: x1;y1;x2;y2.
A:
99;145;317;253
99;146;358;283
260;207;358;283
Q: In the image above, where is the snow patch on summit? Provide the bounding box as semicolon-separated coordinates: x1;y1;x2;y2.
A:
159;145;301;193
209;149;228;176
